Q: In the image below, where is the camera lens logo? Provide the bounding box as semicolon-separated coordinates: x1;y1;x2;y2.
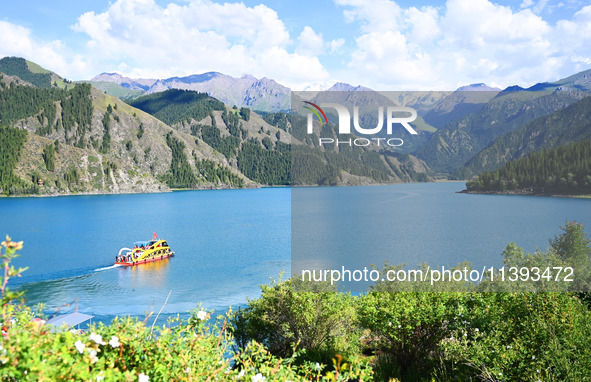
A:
303;101;418;147
304;102;418;135
303;101;328;126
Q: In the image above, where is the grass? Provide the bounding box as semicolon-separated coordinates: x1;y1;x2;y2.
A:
25;60;51;74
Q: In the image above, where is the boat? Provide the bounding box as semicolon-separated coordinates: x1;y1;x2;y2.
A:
115;238;174;266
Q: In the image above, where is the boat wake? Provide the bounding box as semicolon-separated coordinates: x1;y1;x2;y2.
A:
93;264;123;272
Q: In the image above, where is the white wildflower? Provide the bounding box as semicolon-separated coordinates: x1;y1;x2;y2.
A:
251;373;266;382
138;373;150;382
89;333;105;345
314;362;321;371
109;336;120;348
474;328;479;332
96;372;105;381
197;310;207;320
75;340;85;354
185;367;191;374
88;348;98;363
237;369;246;379
532;355;535;360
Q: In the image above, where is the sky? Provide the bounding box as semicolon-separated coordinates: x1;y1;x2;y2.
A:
1;0;591;90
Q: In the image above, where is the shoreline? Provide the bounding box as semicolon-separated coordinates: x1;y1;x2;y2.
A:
458;189;591;199
0;183;262;199
1;179;445;198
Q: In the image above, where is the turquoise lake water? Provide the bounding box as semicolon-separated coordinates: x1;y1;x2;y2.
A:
3;188;290;323
293;183;591;289
2;183;591;322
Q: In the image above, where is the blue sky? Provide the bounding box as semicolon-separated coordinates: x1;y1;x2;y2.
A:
1;0;590;90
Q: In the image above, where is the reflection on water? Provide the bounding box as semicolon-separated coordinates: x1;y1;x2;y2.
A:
2;188;291;323
127;257;172;288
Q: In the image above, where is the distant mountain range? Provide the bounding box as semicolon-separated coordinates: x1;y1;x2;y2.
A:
3;54;591;195
414;70;591;174
93;65;591;181
0;56;433;195
455;94;591;179
89;72;291;112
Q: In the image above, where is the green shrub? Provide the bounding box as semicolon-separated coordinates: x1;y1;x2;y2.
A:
358;291;466;380
441;292;591;381
230;277;360;365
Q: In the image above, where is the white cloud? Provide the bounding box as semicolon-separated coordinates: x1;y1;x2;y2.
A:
72;0;329;87
297;26;325;56
334;0;403;33
336;0;591;89
329;38;346;53
404;6;441;44
0;21;91;79
3;0;591;92
296;27;347;57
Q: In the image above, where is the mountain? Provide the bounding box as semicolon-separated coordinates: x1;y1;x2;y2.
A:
415;71;591;174
464;139;591;195
0;62;261;195
127;89;227;126
326;82;373;92
0;57;434;195
90;71;291;112
0;56;69;88
454;94;591;179
420;85;500;130
81;80;145;100
90;72;157;91
131;89;434;186
295;87;434;154
456;83;501;92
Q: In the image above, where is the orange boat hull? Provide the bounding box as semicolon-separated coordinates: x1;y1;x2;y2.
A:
115;252;175;267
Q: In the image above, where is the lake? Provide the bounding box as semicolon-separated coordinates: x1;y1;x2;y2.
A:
3;188;290;324
2;183;591;323
293;182;591;290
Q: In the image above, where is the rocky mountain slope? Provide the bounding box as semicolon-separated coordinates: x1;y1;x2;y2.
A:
90;71;290;112
414;71;591;174
0;57;434;195
455;95;591;179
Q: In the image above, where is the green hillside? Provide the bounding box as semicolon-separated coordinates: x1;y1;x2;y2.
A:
415;70;591;175
0;57;434;193
0;60;253;195
128;89;225;125
415;89;587;174
0;57;69;88
455;95;591;179
465;139;591;195
0;57;52;88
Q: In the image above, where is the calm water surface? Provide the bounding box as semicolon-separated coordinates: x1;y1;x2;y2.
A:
3;188;290;323
2;183;590;322
292;182;591;290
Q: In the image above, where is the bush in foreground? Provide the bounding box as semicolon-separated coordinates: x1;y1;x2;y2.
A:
3;222;591;381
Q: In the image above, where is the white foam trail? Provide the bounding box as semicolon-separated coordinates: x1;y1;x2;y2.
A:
93;264;122;272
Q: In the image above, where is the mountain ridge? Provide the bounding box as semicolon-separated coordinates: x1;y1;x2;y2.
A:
415;69;591;174
91;71;291;112
454;94;591;179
